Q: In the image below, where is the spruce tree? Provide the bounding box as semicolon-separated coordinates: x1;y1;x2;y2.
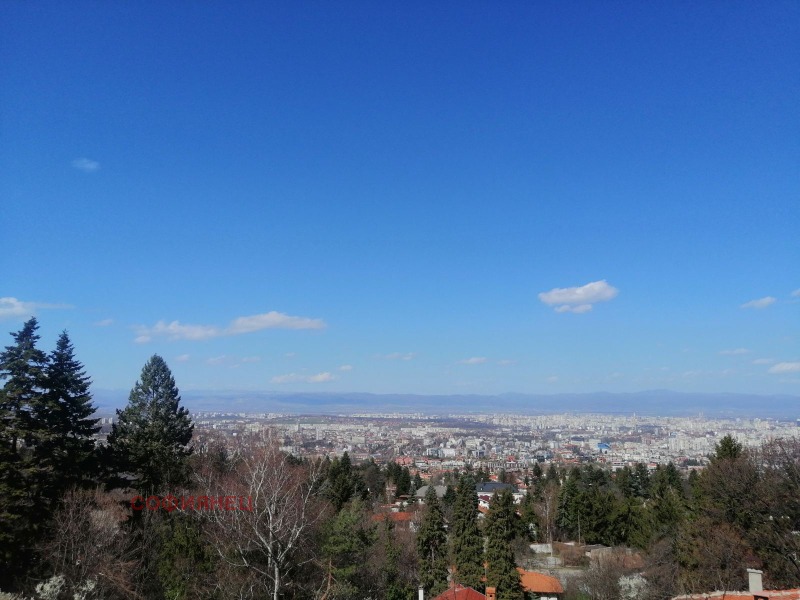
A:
107;355;193;493
36;331;100;499
0;317;48;453
416;485;449;596
0;318;49;585
485;489;523;600
450;474;484;590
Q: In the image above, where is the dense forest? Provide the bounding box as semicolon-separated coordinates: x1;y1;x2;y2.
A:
1;318;799;599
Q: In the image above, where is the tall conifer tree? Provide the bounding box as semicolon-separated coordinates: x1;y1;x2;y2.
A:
37;331;100;498
450;474;484;590
416;485;449;596
107;355;193;493
0;318;49;585
485;490;523;600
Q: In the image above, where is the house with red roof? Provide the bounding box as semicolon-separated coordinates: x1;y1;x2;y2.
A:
430;584;493;600
517;569;564;599
671;569;800;600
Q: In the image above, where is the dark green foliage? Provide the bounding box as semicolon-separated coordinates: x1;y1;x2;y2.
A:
325;451;369;511
156;512;215;599
450;475;484;590
107;355;193;493
322;499;376;598
361;458;386;503
372;518;416;600
395;466;412;498
519;490;540;541
714;434;744;461
545;462;559;485
416;485;449;596
36;331;99;500
0;318;50;584
485;490;523;600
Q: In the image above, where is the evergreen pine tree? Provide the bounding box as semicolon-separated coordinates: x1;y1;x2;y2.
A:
485;489;523;600
714;434;743;461
450;474;484;590
36;331;100;499
0;317;49;584
0;317;48;453
107;355;193;493
416;485;449;596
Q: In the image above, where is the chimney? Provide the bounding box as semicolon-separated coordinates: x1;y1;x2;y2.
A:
747;568;763;593
486;587;496;600
418;585;424;600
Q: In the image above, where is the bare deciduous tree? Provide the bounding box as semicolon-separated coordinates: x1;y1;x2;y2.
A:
199;430;328;600
40;488;140;599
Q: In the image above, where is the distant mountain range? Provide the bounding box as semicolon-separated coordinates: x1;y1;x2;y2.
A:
91;389;800;419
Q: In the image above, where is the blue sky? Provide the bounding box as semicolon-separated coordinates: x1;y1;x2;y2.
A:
1;2;798;397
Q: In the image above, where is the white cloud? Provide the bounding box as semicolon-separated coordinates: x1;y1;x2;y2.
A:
546;375;559;383
134;335;151;344
308;372;335;383
227;311;325;334
719;348;749;355
752;358;774;365
0;297;71;320
459;357;488;365
93;318;114;327
271;371;335;384
539;280;618;313
175;354;190;362
339;364;353;371
206;355;228;365
741;296;776;309
768;362;800;374
134;310;326;342
72;157;99;172
792;289;800;298
137;320;219;341
555;303;593;314
383;352;416;361
271;373;303;384
497;359;517;366
241;356;261;363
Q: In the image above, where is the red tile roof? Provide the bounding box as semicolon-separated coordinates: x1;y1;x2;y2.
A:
431;584;486;600
517;569;564;594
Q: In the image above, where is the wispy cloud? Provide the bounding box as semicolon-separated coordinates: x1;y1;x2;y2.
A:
134;310;326;343
382;352;416;361
93;318;114;327
0;297;71;320
459;357;488;365
768;362;800;374
308;372;335;383
719;348;749;355
546;375;559;383
339;364;353;371
241;356;261;363
741;296;776;309
538;280;618;313
791;289;800;298
206;355;228;365
271;372;336;384
752;358;774;365
72;157;99;172
497;359;517;366
175;354;190;362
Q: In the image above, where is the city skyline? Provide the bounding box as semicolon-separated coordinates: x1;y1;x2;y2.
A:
2;3;798;397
